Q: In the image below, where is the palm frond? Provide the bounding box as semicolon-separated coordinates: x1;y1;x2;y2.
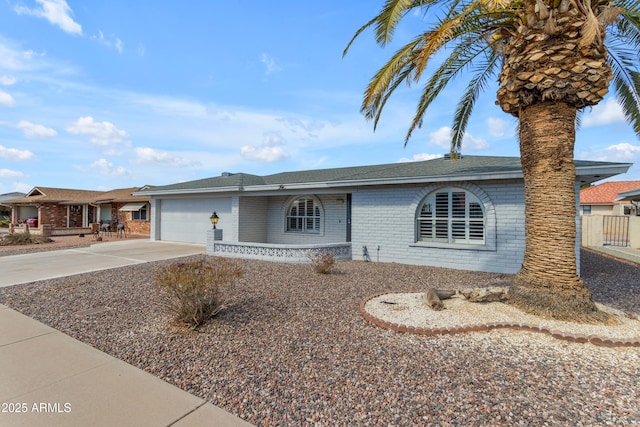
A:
404;30;498;144
451;46;501;151
613;70;640;136
361;35;425;123
343;16;379;57
370;56;424;130
611;0;640;46
375;0;419;46
581;7;603;46
607;41;640;136
411;0;489;79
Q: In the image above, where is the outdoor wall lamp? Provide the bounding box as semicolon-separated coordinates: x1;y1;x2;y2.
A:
210;212;219;229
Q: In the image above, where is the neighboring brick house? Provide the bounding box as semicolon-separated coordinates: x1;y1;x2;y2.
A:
0;192;24;220
3;186;151;236
136;155;630;274
93;187;153;236
579;181;640;216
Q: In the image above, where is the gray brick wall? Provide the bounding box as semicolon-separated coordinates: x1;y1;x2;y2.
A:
351;180;526;274
238;196;268;242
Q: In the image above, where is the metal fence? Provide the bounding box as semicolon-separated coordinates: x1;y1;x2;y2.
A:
603;215;630;247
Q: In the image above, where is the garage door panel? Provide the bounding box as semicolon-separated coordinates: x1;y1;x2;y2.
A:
159;198;229;244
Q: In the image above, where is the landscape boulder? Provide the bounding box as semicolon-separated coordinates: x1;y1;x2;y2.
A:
460;287;509;303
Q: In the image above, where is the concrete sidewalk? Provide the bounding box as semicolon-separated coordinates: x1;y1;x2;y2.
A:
0;240;253;427
586;245;640;265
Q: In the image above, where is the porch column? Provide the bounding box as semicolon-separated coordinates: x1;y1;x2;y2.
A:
82;204;89;227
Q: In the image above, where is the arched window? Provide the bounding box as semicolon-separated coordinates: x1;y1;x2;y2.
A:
286;197;320;233
417;189;485;244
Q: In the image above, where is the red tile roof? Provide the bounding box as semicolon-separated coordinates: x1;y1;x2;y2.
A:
580;181;640;204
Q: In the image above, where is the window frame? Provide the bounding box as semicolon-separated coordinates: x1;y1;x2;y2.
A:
416;188;486;245
286;196;321;234
132;204;148;221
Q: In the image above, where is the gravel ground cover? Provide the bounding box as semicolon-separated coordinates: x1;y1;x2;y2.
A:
0;246;639;426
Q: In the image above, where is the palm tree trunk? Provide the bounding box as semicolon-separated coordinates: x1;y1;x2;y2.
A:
509;101;608;322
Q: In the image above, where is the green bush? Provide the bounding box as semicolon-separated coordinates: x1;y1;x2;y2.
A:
154;257;243;329
0;220;10;228
0;232;52;246
307;250;336;274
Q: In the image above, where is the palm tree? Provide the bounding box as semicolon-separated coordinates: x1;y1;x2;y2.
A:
344;0;640;322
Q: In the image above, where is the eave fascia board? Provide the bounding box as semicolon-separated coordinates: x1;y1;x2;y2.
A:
575;163;632;177
616;188;640;201
133;186;245;196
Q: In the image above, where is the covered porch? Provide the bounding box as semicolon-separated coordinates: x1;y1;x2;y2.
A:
201;192;353;262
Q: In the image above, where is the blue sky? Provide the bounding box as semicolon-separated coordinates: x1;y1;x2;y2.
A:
0;1;638;194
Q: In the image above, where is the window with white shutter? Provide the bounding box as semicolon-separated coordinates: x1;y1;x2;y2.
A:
417;189;485;244
286;197;321;233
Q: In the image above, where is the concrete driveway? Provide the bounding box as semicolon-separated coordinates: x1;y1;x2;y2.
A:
0;240;206;287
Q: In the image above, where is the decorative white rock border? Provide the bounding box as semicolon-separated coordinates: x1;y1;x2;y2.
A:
360;292;640;348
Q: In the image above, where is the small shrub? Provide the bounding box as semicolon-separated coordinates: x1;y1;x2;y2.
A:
154;257;243;329
307;250;336;274
0;220;10;228
0;232;51;246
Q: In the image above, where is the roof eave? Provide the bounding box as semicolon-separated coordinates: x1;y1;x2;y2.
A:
133;186;245;196
245;171;527;192
616;188;640;201
575;163;632;185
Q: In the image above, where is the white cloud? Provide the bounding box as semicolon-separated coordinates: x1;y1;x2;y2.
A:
261;132;286;147
240;145;290;162
487;117;509;137
0;145;35;161
14;0;82;35
464;134;490;150
91;158;130;176
66;116;127;146
240;131;291;162
583;98;626;127
13;181;32;192
0;76;17;85
428;126;489;151
398;153;443;162
0;169;24;178
429;127;452;149
260;53;282;76
606;143;640;158
91;31;123;53
0;39;48;72
134;147;197;167
16;120;57;138
578;142;640;162
0;89;16;106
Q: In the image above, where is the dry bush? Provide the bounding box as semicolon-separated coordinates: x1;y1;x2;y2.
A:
307;250;336;274
0;233;51;246
154;257;243;329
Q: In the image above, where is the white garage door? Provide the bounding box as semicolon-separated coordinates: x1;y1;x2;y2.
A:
158;198;230;244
